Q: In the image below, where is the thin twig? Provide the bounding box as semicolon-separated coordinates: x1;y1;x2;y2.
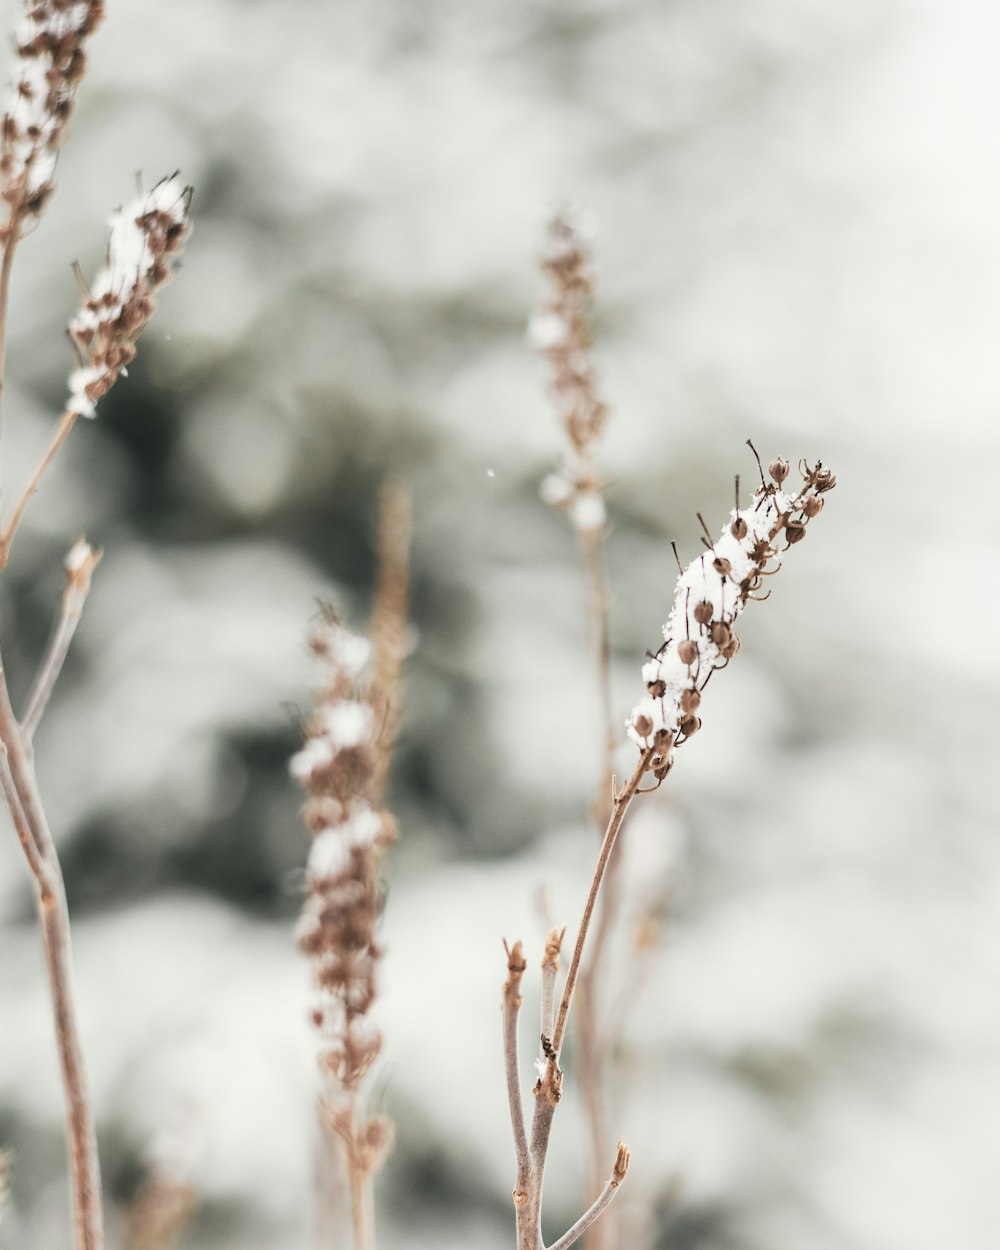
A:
0;746;47;883
0;236;20;491
539;927;565;1045
551;750;652;1057
0;408;78;569
367;480;411;807
503;939;531;1224
23;539;100;740
547;1143;630;1250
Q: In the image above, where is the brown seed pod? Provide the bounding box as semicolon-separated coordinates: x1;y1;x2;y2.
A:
653;757;674;782
680;687;701;714
653;728;675;752
693;599;713;626
769;457;790;484
720;634;741;660
730;516;748;539
785;520;807;544
710;620;732;648
679;715;701;738
677;639;698;666
814;468;837;492
632;713;654;739
802;494;824;517
646;678;666;698
712;556;732;578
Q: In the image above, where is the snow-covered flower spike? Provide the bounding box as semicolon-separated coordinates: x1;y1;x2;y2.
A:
629;451;836;780
532;208;609;534
0;0;105;233
292;606;397;1176
67;173;191;418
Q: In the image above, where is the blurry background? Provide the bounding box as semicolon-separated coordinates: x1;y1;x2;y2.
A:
1;0;998;1246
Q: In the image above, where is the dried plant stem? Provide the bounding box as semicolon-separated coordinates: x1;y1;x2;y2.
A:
0;237;18;452
0;660;103;1250
24;543;99;739
0;408;77;567
579;527;614;825
547;1144;630;1250
367;480;411;807
551;749;652;1058
507;753;649;1250
344;1124;374;1250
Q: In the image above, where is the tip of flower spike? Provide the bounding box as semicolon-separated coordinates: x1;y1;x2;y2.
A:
65;173;191;418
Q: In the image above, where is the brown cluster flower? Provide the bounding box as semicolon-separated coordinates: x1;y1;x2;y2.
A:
630;454;836;781
532;210;609;533
292;610;396;1163
0;0;105;234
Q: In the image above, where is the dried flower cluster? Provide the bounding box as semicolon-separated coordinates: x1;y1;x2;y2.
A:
67;175;191;418
531;211;609;533
629;455;837;779
0;0;104;233
292;612;397;1192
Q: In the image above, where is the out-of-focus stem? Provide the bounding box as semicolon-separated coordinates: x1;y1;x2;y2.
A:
368;481;411;807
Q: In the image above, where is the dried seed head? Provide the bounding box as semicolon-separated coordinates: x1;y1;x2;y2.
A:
730;515;748;539
769;457;790;484
646;678;666;698
802;494;824;518
632;712;654;739
678;714;701;737
712;555;732;578
709;620;732;648
1;1;105;234
680;687;701;714
784;520;807;544
693;599;713;626
677;639;698;666
67;174;191;418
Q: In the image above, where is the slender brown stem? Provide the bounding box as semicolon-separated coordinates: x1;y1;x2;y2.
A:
24;542;100;740
367;480;411;808
547;1143;630;1250
579;527;614;828
0;234;20;486
0;747;47;882
503;939;532;1234
0;408;78;568
551;750;652;1058
346;1133;373;1250
0;660;104;1250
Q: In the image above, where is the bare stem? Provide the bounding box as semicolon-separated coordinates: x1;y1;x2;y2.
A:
0;660;104;1250
551;750;652;1058
0;408;78;569
24;541;100;740
0;235;20;490
547;1143;630;1250
539;927;565;1045
579;527;614;828
503;939;532;1229
367;480;411;807
346;1134;373;1250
